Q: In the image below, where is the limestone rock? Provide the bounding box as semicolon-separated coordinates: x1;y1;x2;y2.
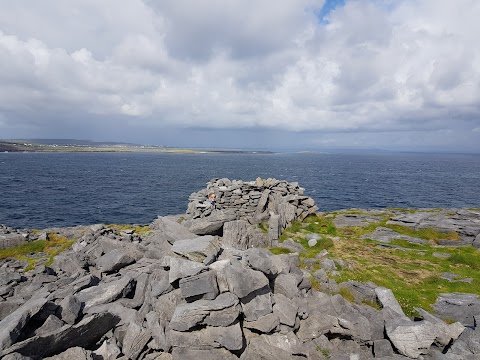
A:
150;216;197;244
2;312;120;359
273;293;298;327
93;339;121;360
171;236;222;263
76;276;134;311
433;293;480;328
170;292;239;331
168;257;206;283
122;322;152;360
57;295;81;325
171;347;237;360
241;286;274;321
96;249;135;273
0;297;48;350
385;319;438;358
225;262;269;299
274;274;299;299
222;220;250;250
179;270;219;300
43;347;93;360
34;315;65;337
167;321;243;351
375;287;408;319
244;312;279;333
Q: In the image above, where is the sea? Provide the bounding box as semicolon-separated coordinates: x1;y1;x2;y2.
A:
1;151;479;229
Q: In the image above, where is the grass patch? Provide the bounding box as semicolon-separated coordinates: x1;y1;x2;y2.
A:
339;287;355;302
385;224;460;243
336;219;389;238
316;346;330;358
0;240;48;259
275;210;480;317
269;247;292;255
105;224;151;235
0;234;75;271
298;236;335;259
331;235;480;316
258;222;268;234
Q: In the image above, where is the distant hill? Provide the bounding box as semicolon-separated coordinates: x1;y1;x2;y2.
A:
6;139;142;147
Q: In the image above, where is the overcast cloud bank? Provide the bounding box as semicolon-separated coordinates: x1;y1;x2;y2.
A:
0;0;479;151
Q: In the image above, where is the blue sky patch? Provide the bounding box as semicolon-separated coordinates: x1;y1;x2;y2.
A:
317;0;346;23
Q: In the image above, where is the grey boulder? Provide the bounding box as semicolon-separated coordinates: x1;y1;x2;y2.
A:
171;236;222;263
0;297;48;350
96;249;135;273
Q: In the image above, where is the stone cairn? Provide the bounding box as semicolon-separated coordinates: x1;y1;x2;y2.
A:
185;178;318;249
0;181;479;360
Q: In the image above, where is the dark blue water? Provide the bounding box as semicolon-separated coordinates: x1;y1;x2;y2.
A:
1;152;479;229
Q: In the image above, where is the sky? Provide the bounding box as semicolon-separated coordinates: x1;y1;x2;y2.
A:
0;0;479;152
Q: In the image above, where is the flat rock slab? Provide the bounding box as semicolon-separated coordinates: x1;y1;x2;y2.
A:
433;293;480;327
179;270;219;300
172;236;222;263
96;249;135;273
151;216;197;244
2;312;120;359
333;213;386;228
167;321;243;351
225;263;269;299
76;276;134;311
168;257;206;283
385;320;438;358
361;227;428;245
170;292;239;331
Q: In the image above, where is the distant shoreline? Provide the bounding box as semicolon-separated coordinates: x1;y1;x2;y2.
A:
0;141;274;155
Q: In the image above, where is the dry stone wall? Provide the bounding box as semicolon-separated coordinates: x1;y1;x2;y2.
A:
185;178;318;248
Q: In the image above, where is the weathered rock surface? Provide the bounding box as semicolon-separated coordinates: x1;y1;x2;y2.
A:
433;293;480;328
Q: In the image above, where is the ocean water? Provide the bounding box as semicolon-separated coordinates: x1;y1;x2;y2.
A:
0;152;479;229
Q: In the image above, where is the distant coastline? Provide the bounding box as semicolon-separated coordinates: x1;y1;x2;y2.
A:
0;140;274;155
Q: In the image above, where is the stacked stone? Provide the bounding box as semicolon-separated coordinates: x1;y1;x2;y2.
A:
185;178;319;247
0;218;477;360
188;178;316;220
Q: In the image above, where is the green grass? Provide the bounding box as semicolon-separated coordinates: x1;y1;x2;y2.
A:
297;236;334;259
0;234;75;271
339;287;355;302
316;346;330;358
105;224;151;235
269;247;293;255
258;222;268;234
276;210;480;317
336;219;389;238
331;237;480;316
0;241;47;259
384;224;460;243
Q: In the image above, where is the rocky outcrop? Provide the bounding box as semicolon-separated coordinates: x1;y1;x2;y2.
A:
1;216;478;360
184;178;318;248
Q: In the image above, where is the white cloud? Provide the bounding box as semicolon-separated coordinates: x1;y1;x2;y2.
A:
0;0;479;150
